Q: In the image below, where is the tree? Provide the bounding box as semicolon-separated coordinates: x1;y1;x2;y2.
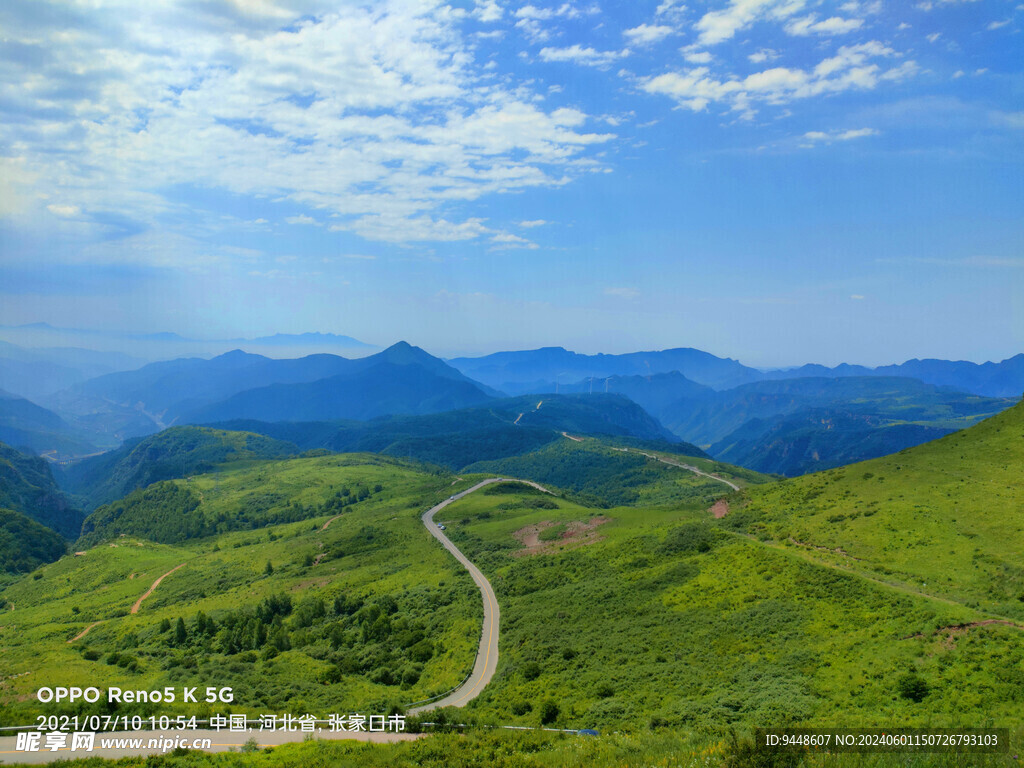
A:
174;617;188;646
264;560;274;576
539;700;559;725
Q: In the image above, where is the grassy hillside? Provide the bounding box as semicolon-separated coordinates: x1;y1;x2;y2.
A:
61;426;299;510
78;452;420;546
436;483;1024;732
464;437;764;507
0;439;83;538
722;400;1024;622
0;456;486;725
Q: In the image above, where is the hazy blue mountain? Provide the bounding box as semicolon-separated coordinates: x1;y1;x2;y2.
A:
661;376;1013;447
559;372;714;418
449;346;762;393
708;409;956;477
60;426;299;510
50;342;497;437
206;393;693;470
763;355;1024;398
184;355;495;424
0;340;143;398
0;440;84;538
0;388;99;457
243;332;377;350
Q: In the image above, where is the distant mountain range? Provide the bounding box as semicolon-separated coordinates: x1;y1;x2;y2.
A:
0;337;1020;480
449;346;760;393
450;346;1024;398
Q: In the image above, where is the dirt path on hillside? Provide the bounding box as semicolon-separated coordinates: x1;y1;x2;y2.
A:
131;564;185;614
67;621;103;643
560;432;583;442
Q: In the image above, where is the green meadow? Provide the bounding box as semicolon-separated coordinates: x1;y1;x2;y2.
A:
0;454;487;724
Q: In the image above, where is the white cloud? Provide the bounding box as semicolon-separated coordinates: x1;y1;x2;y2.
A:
46;204;82;218
748;48;779;63
642;43;914;115
850;294;865;300
474;0;503;22
785;15;864;36
519;219;548;227
926;32;942;42
0;1;614;251
286;214;320;226
656;0;688;20
694;0;809;47
685;51;714;64
539;45;630;68
803;127;879;142
514;3;597;43
624;24;674;45
490;232;539;249
987;19;1011;30
917;0;981;9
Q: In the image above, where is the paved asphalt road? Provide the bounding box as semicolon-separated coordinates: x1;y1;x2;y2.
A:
409;477;551;714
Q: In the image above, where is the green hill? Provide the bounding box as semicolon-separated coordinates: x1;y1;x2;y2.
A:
0;507;67;579
464;436;766;507
61;426;299;510
724;399;1024;620
0;457;485;725
77;452;410;546
0;440;83;538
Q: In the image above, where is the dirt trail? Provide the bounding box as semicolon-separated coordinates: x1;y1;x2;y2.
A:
321;513;345;530
560;431;583;442
67;621;103;643
131;564;185;614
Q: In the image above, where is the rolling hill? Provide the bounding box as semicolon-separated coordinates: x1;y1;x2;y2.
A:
724;399;1024;620
59;426;300;510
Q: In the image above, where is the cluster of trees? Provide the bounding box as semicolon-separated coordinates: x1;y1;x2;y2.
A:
147;591;437;689
79;481;386;546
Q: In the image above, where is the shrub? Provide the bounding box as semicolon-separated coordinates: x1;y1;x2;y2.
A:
896;672;929;702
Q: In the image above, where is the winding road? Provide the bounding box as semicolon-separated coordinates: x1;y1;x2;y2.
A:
409;477;551;714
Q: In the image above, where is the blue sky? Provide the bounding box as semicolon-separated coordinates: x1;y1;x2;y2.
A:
0;0;1021;366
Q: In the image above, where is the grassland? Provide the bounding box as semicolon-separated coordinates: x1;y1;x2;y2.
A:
0;454;489;724
723;400;1024;621
437;482;1023;733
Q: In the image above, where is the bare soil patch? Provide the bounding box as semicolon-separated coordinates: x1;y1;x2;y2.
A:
512;517;610;556
709;499;730;518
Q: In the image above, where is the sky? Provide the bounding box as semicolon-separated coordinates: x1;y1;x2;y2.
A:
0;0;1021;367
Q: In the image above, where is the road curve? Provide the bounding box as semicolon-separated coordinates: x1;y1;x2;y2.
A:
410;477;551;714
